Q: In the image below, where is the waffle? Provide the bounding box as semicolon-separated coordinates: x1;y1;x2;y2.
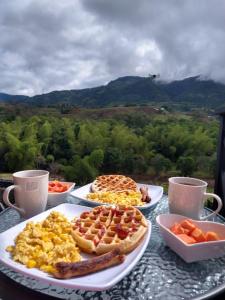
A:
72;205;148;255
91;175;138;193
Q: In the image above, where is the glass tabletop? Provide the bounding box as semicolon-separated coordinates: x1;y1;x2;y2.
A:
1;195;225;300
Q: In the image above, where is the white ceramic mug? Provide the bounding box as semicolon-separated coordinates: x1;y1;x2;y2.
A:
168;177;222;220
3;170;49;218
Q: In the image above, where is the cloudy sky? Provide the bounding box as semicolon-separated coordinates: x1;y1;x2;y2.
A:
0;0;225;96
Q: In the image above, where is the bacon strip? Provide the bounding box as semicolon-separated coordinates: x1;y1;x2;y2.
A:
53;248;125;279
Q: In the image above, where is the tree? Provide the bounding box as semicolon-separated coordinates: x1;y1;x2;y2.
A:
63;158;96;185
177;156;195;176
103;147;123;173
38;121;52;155
150;154;172;176
88;149;104;169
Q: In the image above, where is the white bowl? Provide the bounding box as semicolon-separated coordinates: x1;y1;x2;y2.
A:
156;213;225;263
47;182;75;207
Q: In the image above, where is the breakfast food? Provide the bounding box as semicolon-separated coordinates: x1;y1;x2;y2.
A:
6;206;147;279
48;181;70;193
91;175;138;193
170;219;222;244
53;248;125;279
72;205;148;255
139;186;151;203
6;212;81;273
88;174;151;206
87;190;145;206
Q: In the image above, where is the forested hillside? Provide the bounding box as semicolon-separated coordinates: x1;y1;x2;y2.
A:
1;76;225;109
0;107;219;185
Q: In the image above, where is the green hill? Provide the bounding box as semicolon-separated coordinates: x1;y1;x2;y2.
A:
1;75;225;109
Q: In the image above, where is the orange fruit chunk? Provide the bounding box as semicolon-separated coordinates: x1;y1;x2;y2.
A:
190;227;206;242
170;219;222;244
171;223;186;235
179;219;196;234
176;234;196;244
205;231;220;241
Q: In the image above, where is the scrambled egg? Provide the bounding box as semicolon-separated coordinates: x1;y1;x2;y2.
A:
6;211;81;274
87;190;145;206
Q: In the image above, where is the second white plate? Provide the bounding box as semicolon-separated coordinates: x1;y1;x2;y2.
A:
70;183;163;210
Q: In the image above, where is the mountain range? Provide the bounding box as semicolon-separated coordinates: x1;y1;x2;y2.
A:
1;75;225;109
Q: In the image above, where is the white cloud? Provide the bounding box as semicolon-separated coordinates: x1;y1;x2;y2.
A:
0;0;224;95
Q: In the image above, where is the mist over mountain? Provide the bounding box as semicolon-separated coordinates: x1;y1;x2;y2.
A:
1;75;225;109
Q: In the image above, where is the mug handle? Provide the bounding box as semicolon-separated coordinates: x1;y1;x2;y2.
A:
3;185;25;215
201;192;223;220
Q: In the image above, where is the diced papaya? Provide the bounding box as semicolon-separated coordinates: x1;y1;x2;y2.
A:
176;233;196;244
171;224;190;235
181;227;190;235
179;219;196;233
190;227;206;242
205;231;220;241
170;219;222;244
170;223;185;235
170;223;177;234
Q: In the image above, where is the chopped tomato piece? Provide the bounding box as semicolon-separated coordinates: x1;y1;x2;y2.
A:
61;185;69;192
124;216;132;223
190;228;206;242
80;212;89;219
56;181;63;187
176;234;196;244
132;224;137;232
115;210;123;217
48;181;70;193
205;231;220;241
48;182;56;187
116;224;129;239
54;186;64;193
94;238;99;246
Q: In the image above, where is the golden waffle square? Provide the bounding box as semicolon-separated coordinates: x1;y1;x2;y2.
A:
91;175;138;193
72;205;148;255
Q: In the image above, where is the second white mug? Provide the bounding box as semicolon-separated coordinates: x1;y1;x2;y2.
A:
168;177;222;220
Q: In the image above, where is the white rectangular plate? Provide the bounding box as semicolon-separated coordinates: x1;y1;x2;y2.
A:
0;203;151;291
70;183;163;210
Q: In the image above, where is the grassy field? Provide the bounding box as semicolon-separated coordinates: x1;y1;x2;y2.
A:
0;173;12;180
